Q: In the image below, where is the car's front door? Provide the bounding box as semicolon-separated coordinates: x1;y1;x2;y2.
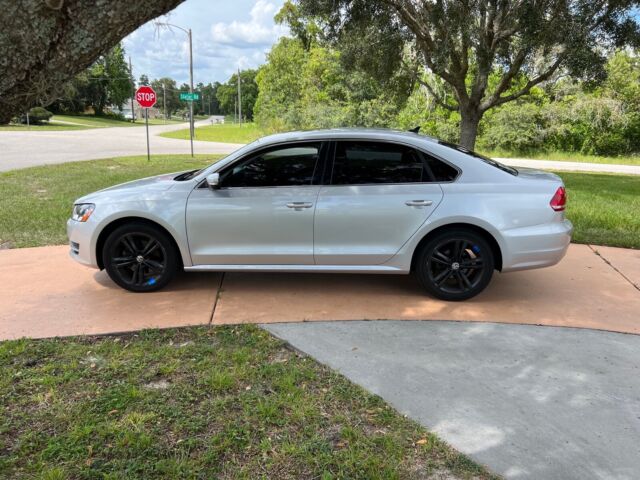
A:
186;142;325;265
314;140;451;265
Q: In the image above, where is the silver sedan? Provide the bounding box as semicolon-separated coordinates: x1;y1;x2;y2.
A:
68;129;572;301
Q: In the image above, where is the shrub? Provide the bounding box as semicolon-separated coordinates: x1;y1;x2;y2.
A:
21;107;53;124
480;103;546;152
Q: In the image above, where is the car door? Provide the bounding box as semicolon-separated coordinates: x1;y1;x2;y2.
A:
314;140;448;265
186;142;325;265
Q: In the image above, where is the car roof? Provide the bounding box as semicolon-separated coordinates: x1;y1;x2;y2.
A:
252;128;440;147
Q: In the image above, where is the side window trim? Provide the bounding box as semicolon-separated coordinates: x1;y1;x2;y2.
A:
217;141;324;189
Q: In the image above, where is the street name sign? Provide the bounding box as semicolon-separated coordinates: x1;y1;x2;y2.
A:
179;92;200;101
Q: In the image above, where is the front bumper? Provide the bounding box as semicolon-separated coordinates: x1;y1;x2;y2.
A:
67;218;100;268
501;218;573;272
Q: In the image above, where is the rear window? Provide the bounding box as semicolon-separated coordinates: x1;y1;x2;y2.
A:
438;141;518;176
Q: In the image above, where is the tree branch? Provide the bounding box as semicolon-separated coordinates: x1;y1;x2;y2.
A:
415;77;458;111
0;0;185;123
481;53;566;111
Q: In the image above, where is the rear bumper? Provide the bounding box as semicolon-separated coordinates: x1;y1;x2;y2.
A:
501;219;573;272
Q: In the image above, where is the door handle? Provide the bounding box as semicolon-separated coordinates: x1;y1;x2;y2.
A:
286;202;313;210
405;200;433;207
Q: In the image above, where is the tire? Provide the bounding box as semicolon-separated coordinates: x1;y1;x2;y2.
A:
415;229;495;301
102;222;178;292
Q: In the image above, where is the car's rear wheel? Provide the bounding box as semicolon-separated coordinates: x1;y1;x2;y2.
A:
416;229;494;301
102;223;178;292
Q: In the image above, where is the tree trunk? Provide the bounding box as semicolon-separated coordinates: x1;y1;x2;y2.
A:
459;109;482;150
0;0;185;124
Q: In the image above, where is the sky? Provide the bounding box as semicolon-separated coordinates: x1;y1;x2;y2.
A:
123;0;288;86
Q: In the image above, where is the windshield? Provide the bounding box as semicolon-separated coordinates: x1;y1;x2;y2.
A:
438;141;518;176
173;139;264;182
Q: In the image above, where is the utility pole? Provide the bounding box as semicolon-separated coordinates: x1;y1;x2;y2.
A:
163;83;167;124
155;21;195;155
237;67;242;126
188;28;194;154
129;56;136;122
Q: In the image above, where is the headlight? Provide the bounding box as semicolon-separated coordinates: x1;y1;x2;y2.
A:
72;203;95;222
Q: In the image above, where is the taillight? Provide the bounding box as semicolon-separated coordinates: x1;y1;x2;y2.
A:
550;186;567;211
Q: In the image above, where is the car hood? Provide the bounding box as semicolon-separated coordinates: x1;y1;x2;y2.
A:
75;172;181;203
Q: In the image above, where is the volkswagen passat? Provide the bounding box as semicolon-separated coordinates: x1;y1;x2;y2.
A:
68;129;572;301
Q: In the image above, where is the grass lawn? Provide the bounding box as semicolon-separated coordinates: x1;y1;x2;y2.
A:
0;155;219;248
159;123;640;166
0;115;185;132
485;148;640;166
0;326;494;479
555;171;640;249
0;156;637;250
0;121;89;132
161;122;263;144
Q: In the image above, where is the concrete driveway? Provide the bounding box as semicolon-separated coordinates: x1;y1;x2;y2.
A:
1;243;638;340
0;117;241;172
265;320;640;480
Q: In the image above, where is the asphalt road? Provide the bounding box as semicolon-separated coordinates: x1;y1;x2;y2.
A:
265;320;640;480
1;121;639;174
0;118;241;172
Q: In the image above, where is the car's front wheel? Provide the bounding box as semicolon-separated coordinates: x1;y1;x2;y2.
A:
416;229;495;301
102;222;178;292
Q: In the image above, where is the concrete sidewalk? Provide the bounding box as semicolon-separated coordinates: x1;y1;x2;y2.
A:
265;320;640;480
0;243;638;340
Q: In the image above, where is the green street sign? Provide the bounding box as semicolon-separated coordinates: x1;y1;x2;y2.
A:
179;92;200;101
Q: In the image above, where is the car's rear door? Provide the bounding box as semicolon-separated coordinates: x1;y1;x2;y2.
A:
313;140;447;265
186;142;326;265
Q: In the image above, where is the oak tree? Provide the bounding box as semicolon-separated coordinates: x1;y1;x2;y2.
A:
293;0;640;149
0;0;184;123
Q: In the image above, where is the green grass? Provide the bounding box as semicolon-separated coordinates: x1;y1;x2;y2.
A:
161;122;263;144
0;115;185;131
0;121;89;131
0;155;220;248
555;171;640;249
0;157;637;249
485;148;640;166
0;325;495;479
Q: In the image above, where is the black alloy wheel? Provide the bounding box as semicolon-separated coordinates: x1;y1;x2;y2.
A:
103;223;178;292
416;229;494;301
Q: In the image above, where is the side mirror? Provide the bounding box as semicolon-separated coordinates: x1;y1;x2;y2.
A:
206;173;220;189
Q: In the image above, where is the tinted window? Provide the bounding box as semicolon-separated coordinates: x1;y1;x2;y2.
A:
423;154;459;181
438;141;517;176
222;143;320;187
331;141;427;185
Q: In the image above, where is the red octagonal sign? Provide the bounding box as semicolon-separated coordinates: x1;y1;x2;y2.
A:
135;86;157;108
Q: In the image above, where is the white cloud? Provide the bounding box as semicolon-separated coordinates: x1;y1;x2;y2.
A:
211;0;288;47
123;0;289;85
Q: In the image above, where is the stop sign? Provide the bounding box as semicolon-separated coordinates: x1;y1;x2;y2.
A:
135;86;157;108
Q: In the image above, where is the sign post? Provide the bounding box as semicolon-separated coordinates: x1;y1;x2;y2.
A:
135;86;157;162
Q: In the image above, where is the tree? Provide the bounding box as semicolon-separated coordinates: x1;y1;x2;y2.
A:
49;43;133;115
151;77;180;117
138;74;150;87
216;70;259;120
0;0;184;123
254;37;409;131
293;0;640;149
